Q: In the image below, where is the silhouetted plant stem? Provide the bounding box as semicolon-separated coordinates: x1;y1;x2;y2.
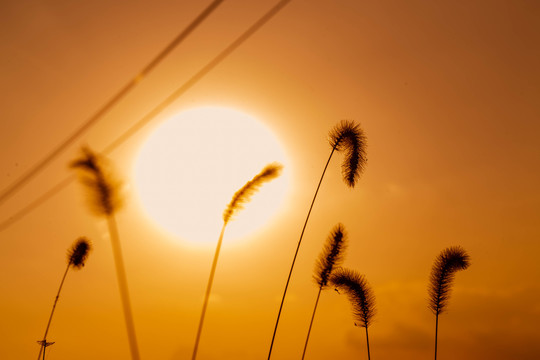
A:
434;313;439;360
191;224;226;360
268;148;334;359
331;268;376;360
37;264;69;360
44;263;69;339
192;163;282;360
301;287;322;360
107;215;140;360
268;120;366;359
428;246;470;360
302;223;347;359
70;147;139;360
365;326;371;360
37;238;91;360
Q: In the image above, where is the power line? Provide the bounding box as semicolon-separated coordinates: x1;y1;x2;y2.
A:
0;0;293;232
0;176;74;232
0;0;225;206
103;0;292;155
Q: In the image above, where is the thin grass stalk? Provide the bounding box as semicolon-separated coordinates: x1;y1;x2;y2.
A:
302;224;346;359
267;148;335;359
301;287;322;360
107;215;140;360
331;268;375;360
37;264;70;360
192;163;281;360
71;148;140;359
268;121;366;358
37;238;91;360
366;326;371;360
434;313;439;360
191;223;226;360
428;246;470;360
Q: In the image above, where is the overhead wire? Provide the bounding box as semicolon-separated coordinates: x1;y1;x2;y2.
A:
0;0;293;232
0;0;226;207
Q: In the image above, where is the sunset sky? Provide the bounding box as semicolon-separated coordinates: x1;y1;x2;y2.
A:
1;1;539;359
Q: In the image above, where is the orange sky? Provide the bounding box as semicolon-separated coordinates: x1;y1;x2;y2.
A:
1;1;539;359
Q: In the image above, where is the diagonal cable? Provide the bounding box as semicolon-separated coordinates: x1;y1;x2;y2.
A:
0;0;225;206
0;0;292;233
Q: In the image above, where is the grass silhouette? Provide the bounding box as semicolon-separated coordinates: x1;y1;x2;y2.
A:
191;163;283;360
331;268;376;360
71;147;140;360
37;237;91;360
268;120;366;359
428;246;471;360
302;223;347;359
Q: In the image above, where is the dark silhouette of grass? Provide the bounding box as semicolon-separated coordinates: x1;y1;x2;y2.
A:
37;237;92;360
268;120;367;359
331;268;376;360
428;246;470;360
192;163;283;360
328;120;367;188
302;223;347;359
71;147;140;360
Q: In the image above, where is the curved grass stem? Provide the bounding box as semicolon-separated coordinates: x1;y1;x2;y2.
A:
267;148;335;359
192;223;227;360
37;264;70;360
301;287;323;359
107;216;140;360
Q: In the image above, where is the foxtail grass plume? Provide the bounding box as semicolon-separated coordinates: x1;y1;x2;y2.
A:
192;162;283;360
268;120;367;359
71;147;140;360
428;246;471;315
302;223;348;359
313;223;347;288
331;268;376;328
428;246;470;360
223;163;283;223
67;237;92;268
331;268;376;360
328;120;367;187
37;237;92;360
70;146;122;216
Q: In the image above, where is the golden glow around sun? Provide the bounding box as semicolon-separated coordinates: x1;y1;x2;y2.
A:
133;107;290;245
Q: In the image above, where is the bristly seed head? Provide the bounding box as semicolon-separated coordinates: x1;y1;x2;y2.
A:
428;246;471;315
331;268;376;328
222;162;283;223
313;223;347;289
67;237;92;269
327;120;367;188
70;146;123;216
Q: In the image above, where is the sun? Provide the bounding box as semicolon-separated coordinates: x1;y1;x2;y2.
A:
133;106;290;245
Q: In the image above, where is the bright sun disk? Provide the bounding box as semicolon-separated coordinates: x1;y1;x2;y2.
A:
133;106;290;245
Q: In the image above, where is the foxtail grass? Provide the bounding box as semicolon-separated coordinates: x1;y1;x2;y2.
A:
331;268;376;360
71;147;140;360
192;163;282;360
302;223;347;359
428;246;470;360
37;237;91;360
268;120;366;359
